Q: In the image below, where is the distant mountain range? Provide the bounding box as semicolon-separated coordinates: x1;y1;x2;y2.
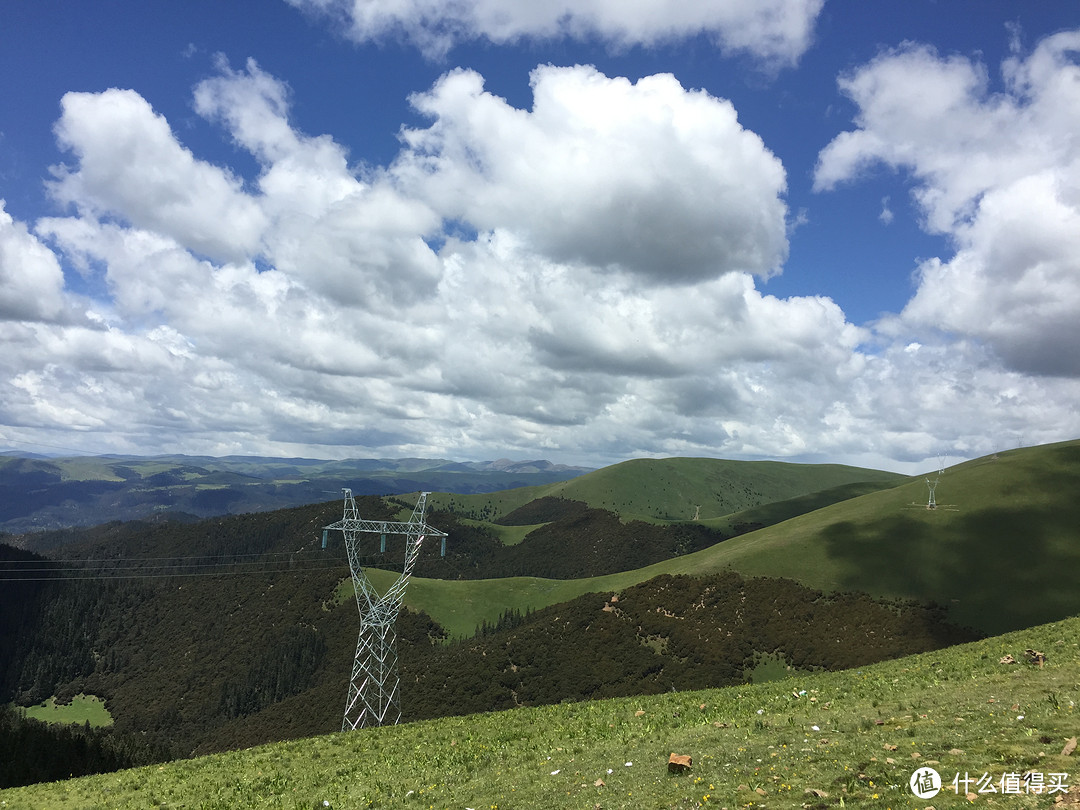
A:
0;453;592;533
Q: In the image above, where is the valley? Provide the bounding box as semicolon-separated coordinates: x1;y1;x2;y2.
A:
1;440;1079;802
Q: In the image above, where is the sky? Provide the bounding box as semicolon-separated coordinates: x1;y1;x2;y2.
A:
1;1;1079;473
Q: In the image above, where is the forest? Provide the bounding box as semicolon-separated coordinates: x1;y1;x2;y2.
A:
0;494;977;787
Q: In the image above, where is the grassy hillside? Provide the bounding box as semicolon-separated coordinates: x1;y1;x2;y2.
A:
396;441;1080;638
429;456;906;524
4;440;1077;789
4;614;1077;809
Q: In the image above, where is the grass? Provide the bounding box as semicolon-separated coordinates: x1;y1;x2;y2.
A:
388;440;1080;639
428;457;905;524
459;519;540;546
17;694;113;728
4;615;1078;809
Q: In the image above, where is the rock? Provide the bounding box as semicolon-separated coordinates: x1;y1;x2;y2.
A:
668;753;692;774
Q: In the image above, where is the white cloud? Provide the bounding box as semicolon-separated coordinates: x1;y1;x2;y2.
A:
878;196;893;225
48;88;268;263
815;30;1080;377
193;58;443;308
5;55;1080;471
394;65;789;284
0;200;70;322
285;0;824;65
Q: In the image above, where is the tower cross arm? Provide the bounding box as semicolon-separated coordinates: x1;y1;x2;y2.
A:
323;517;447;537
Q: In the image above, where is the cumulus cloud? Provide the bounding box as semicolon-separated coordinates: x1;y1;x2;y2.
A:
0;200;70;322
5;53;1080;470
286;0;824;65
48;89;268;263
815;30;1080;377
193;58;443;308
394;65;789;284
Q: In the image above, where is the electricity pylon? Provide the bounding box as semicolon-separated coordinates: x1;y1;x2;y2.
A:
322;489;446;731
925;461;944;510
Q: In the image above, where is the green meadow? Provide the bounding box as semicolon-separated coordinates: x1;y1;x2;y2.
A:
429;456;905;524
3;614;1077;809
398;440;1080;639
5;440;1079;806
19;695;112;728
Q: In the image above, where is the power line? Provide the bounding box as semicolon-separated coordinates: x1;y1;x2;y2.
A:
0;549;376;582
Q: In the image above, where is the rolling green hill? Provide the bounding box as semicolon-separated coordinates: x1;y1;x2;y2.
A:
3;440;1078;792
429;456;906;523
3;613;1077;809
397;441;1080;638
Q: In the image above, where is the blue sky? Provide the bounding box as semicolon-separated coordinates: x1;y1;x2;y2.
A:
1;1;1078;471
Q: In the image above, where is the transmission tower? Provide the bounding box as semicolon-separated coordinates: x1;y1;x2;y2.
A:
925;462;944;510
322;489;446;731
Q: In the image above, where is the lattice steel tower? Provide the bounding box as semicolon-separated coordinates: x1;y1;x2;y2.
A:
322;489;446;731
925;464;943;510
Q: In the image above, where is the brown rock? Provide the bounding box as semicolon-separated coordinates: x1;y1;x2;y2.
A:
668;753;692;774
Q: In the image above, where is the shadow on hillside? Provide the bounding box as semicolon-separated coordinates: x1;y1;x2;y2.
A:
821;503;1080;636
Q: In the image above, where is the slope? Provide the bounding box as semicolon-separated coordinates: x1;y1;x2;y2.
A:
429;456;906;524
4;614;1077;809
396;440;1080;637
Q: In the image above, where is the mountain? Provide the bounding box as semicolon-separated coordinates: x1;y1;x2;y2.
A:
426;456;906;523
0;453;592;534
396;439;1080;638
2;441;1078;789
6;612;1077;809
